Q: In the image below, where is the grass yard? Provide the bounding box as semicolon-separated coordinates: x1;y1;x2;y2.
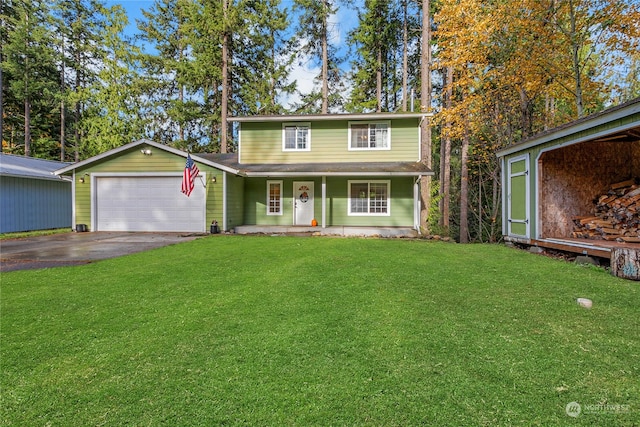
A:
1;236;638;426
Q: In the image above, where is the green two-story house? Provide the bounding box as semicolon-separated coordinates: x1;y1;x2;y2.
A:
55;113;433;235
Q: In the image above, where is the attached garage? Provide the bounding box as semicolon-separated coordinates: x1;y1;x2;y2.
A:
94;174;206;232
55;139;241;233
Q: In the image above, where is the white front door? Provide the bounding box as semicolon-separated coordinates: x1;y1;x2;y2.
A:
293;181;314;225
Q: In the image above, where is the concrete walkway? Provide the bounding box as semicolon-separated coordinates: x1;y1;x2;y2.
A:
0;232;204;272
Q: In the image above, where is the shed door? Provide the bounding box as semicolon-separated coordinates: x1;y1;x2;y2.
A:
95;175;206;232
507;156;529;238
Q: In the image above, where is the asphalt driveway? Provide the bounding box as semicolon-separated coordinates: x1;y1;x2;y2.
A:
0;232;204;272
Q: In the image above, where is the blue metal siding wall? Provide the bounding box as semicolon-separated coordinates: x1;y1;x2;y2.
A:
0;176;72;233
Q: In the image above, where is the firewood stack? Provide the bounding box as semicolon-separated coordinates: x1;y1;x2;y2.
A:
572;178;640;243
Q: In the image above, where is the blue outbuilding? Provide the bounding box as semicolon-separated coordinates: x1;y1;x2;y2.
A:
0;154;72;233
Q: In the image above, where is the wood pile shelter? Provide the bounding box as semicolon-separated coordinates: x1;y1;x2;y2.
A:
496;98;640;280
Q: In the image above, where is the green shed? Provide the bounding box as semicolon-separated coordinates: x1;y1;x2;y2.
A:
496;98;640;277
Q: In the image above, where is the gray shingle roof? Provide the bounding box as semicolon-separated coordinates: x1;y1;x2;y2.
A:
0;154;71;181
196;153;433;176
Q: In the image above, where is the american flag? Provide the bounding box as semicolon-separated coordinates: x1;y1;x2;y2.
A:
181;154;199;197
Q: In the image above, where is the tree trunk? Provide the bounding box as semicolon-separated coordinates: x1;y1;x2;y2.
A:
220;0;229;153
477;168;482;241
611;248;640;281
401;0;408;112
419;0;432;231
74;47;82;162
178;47;185;142
544;92;555;130
459;123;470;243
60;37;66;162
376;45;382;112
439;66;452;230
60;100;66;161
568;0;584;118
490;166;500;243
321;0;329;114
24;95;31;157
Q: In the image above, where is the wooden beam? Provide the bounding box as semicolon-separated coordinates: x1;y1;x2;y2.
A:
531;239;611;258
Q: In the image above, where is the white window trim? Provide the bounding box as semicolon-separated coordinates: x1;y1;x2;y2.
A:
282;122;311;152
347;120;391;151
347;180;391;216
266;180;284;216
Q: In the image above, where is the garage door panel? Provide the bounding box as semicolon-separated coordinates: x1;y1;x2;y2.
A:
96;176;205;232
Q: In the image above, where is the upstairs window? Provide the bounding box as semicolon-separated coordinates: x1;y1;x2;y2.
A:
349;121;390;150
283;123;311;151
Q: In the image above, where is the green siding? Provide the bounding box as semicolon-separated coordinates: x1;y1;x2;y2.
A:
243;176;414;227
244;178;304;225
73;144;224;230
239;118;420;164
225;173;245;231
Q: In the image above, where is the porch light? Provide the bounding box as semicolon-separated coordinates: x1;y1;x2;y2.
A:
79;173;89;183
140;149;152;155
211;176;217;183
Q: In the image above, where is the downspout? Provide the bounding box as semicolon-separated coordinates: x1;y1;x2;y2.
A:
71;171;77;231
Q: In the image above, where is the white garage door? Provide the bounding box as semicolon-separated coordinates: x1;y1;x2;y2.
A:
95;175;206;232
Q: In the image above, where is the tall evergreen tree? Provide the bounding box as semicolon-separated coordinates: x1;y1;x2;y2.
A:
183;0;224;151
79;4;144;156
137;0;201;147
53;0;109;161
2;0;59;157
292;0;344;113
233;0;296;116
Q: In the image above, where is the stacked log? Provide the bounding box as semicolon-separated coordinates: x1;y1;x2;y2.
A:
572;178;640;243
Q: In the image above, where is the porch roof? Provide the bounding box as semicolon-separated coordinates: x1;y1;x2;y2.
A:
196;153;434;177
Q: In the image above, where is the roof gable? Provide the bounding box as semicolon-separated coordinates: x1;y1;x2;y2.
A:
54;139;241;175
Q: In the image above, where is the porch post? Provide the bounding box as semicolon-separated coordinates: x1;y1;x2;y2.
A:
222;171;227;231
414;176;421;232
322;175;327;228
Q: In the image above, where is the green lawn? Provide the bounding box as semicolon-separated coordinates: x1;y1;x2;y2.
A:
1;236;638;426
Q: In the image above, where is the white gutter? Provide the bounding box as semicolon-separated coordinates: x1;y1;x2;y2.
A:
496;101;640;158
244;171;435;177
229;112;433;123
